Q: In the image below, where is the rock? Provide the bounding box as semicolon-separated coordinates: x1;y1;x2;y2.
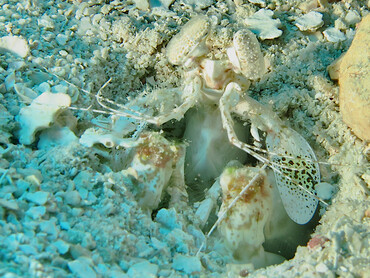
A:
316;182;335;200
339;15;370;141
19;244;38;255
68;258;97;278
37;15;55;30
172;254;202;275
64;190;81;206
26;206;46;219
127;261;158;278
56;34;69;45
156;0;175;9
39;218;59;238
156;208;182;232
182;0;213;9
25;191;49;205
37;126;78;150
0;198;19;210
69;244;91;259
344;10;361;26
53;239;70;255
327;53;344;80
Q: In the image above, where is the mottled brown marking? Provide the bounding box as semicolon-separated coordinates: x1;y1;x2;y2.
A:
137;143;172;168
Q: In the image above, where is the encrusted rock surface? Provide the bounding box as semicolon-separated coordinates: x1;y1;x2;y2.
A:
339;15;370;141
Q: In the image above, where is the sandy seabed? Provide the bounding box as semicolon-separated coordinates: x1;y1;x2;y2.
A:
0;0;369;277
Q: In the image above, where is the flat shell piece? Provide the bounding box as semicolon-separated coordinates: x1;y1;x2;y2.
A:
231;29;265;80
295;11;324;32
0;36;30;58
323;27;346;43
166;15;210;65
266;128;320;225
244;9;282;40
17;92;71;145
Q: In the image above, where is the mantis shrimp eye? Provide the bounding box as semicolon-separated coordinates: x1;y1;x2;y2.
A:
227;29;265;80
166;15;210;66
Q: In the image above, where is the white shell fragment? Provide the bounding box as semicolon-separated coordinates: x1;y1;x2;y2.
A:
17;92;71;145
344;10;361;26
0;36;30;58
14;83;38;104
166;15;210;65
323;27;346;42
79;127;136;148
247;0;266;5
228;29;265;80
244;9;282;40
295;11;324;32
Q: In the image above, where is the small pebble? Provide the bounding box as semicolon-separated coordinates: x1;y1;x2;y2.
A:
64;190;81;206
39;218;59;238
172;254;202;274
316;182;335;200
56;34;69;45
316;262;329;273
25;191;49;205
68;258;97;278
53;239;70;255
0;198;19;210
19;244;38;255
345;10;361;26
26;206;46;220
127;261;158;278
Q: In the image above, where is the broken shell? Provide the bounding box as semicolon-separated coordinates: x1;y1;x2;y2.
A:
295;11;324;32
166;15;210;66
244;9;282;40
227;29;265;80
16;92;71;145
14;83;38;104
0;36;30;58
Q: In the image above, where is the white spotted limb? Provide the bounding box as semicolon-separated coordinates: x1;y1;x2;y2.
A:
220;82;320;225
